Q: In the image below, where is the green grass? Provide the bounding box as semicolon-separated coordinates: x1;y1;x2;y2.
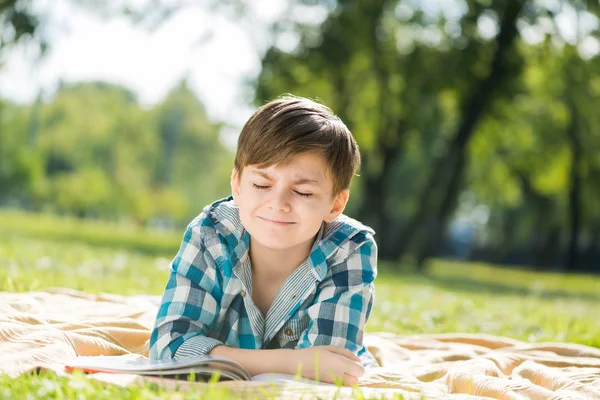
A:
1;210;600;399
0;209;182;256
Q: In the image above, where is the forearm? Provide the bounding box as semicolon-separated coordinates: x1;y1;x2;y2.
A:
209;345;295;376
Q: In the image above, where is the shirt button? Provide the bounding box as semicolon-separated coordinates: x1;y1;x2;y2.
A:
285;328;294;336
240;290;246;297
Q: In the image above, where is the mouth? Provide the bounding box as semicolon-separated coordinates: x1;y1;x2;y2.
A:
258;216;296;226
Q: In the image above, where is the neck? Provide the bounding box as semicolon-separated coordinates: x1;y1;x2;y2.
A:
249;236;316;279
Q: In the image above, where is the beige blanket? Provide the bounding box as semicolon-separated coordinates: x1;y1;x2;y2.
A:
1;289;599;399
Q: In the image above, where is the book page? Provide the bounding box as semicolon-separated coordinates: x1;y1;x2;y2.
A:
65;354;251;381
251;373;337;387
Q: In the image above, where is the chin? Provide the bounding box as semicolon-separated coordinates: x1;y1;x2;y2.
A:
254;235;297;250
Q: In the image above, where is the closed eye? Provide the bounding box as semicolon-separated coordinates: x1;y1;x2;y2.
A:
253;184;312;197
295;191;313;198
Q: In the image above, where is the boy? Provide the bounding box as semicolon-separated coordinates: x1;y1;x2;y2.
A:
150;96;378;386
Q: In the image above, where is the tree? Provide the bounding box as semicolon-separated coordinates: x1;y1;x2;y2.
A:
150;79;233;219
254;0;600;271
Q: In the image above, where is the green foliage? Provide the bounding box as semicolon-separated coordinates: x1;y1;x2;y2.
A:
0;1;39;54
151;81;233;217
0;102;45;205
0;80;233;226
254;0;600;268
3;0;600;269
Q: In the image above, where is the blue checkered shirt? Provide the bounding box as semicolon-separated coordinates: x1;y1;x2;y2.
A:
149;197;378;367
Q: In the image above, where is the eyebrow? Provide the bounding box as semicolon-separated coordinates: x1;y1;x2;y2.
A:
251;170;320;185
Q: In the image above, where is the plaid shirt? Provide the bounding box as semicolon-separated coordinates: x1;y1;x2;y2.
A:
150;197;378;367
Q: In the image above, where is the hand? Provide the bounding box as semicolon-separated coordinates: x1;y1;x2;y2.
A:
293;346;365;386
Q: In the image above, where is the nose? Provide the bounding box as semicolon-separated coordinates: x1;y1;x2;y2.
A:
268;189;291;212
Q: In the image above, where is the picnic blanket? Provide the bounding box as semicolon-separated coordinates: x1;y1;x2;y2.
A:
1;289;599;399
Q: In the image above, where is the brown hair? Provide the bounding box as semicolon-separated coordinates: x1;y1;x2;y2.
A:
234;95;360;195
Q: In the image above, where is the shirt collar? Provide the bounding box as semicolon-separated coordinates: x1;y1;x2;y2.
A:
207;196;374;281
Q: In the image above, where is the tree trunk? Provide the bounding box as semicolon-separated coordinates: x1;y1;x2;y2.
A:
502;157;555;269
566;101;582;271
355;0;407;257
27;91;43;147
359;142;403;257
415;153;466;268
395;0;527;267
491;207;520;264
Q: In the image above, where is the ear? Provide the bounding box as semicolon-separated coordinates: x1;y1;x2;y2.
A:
324;189;349;223
231;168;241;202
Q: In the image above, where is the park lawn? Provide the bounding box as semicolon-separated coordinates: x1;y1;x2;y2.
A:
1;210;599;399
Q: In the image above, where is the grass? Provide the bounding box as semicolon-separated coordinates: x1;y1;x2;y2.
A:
0;209;182;256
1;210;600;399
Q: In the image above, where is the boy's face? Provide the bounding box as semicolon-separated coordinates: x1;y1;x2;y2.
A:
231;152;349;251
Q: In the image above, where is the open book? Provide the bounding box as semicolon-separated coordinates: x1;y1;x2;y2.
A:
65;354;252;381
65;354;334;385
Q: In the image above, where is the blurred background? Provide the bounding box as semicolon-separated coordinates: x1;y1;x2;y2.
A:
1;0;600;273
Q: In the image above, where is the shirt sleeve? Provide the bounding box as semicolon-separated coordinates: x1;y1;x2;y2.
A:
296;233;377;355
149;222;224;360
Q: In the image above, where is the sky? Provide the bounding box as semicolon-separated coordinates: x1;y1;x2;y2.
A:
0;0;289;138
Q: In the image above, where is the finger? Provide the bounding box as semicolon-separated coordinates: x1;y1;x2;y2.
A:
323;369;355;386
345;360;365;378
325;346;361;362
327;352;364;379
324;348;364;377
342;373;359;387
343;349;361;362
